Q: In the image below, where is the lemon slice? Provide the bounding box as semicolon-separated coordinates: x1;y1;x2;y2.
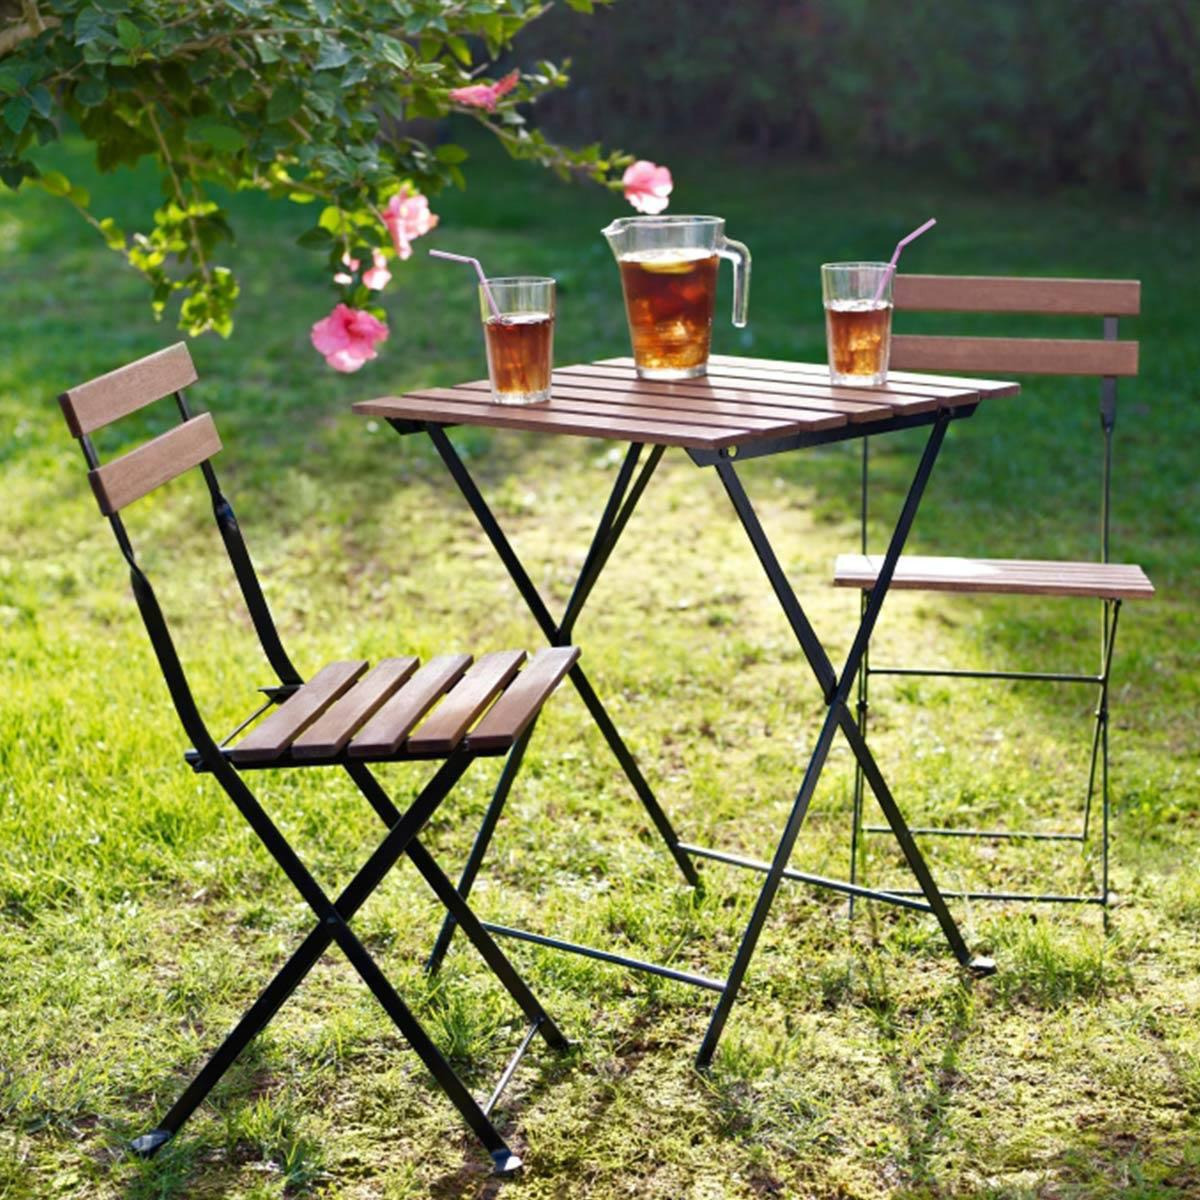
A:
637;258;698;275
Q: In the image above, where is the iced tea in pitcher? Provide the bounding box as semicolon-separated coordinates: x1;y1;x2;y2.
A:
618;249;719;375
602;216;750;379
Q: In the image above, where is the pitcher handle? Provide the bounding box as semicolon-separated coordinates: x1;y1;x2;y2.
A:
717;236;751;328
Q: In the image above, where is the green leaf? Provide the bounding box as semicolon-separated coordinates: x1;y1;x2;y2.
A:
98;217;126;250
374;36;411;70
317;206;345;234
435;143;469;164
267;86;302;123
0;160;35;190
68;184;91;207
0;67;23;97
38;170;71;197
565;0;595;10
72;9;109;46
446;35;473;67
254;36;282;64
74;78;109;108
296;226;334;248
29;87;53;119
314;37;352;71
186;118;246;153
116;17;142;50
3;97;31;135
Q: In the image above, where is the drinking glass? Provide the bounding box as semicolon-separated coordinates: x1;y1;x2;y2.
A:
479;276;556;405
821;262;893;387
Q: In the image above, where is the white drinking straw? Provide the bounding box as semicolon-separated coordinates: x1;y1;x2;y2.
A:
428;248;501;320
872;217;937;302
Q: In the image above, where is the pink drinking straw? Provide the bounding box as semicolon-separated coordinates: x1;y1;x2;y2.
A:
872;217;937;302
428;248;502;320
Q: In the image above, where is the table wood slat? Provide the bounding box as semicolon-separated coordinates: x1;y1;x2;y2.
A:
591;358;961;410
705;354;1021;396
355;393;757;449
560;365;906;420
456;377;848;431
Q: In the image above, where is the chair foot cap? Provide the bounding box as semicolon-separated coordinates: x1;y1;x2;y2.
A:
491;1149;523;1175
966;955;997;977
130;1129;173;1158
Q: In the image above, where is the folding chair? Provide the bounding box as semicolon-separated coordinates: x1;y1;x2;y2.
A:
834;274;1154;909
59;343;580;1174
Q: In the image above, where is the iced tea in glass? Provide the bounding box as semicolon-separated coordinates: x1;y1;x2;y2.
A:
479;277;555;405
821;262;893;387
602;216;750;380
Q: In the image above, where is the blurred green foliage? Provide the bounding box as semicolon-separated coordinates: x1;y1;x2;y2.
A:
522;0;1200;200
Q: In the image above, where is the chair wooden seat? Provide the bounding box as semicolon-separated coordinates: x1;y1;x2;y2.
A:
833;554;1155;601
215;647;580;767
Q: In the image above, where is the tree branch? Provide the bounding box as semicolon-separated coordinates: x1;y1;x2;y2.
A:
0;12;59;57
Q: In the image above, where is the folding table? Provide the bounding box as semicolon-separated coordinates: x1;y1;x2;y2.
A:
354;354;1019;1065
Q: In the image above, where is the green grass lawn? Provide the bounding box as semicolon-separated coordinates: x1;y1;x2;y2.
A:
1;128;1198;1199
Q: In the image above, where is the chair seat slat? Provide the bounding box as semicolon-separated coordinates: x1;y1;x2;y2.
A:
231;661;368;763
468;647;581;752
833;554;1154;600
291;657;420;759
407;650;527;754
88;413;221;515
349;654;473;757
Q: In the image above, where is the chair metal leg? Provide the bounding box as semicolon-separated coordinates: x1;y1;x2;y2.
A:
426;720;539;973
343;759;568;1050
848;588;870;919
133;751;528;1172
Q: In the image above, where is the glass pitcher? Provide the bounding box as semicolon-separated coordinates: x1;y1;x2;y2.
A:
601;215;750;379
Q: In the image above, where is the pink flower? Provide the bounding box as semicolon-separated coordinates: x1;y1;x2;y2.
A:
382;186;439;261
311;303;389;373
362;249;391;291
448;69;519;114
332;250;391;291
622;160;673;215
333;252;359;286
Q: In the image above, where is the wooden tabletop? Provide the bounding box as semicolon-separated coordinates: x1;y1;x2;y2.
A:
353;355;1020;451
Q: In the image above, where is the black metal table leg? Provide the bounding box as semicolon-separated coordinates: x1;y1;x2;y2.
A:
419;423;699;892
697;411;989;1065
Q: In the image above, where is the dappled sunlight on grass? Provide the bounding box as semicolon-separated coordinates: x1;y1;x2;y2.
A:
1;130;1197;1197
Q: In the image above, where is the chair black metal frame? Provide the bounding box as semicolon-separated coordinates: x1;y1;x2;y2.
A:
838;275;1152;912
60;344;577;1175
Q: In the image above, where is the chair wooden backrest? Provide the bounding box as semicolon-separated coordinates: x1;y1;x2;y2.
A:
59;343;221;517
891;274;1140;376
59;344;303;755
889;273;1140;566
